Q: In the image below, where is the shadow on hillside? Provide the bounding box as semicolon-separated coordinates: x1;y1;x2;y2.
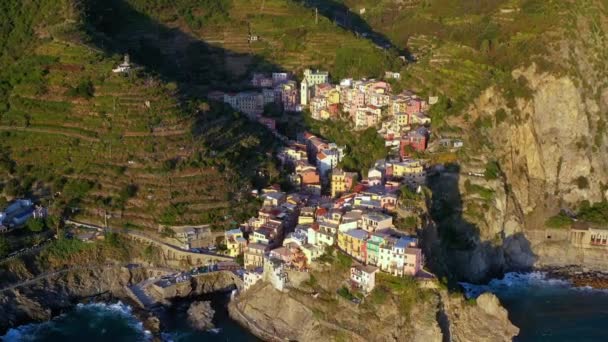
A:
81;0;286;179
295;0;408;57
83;0;285;96
424;164;537;284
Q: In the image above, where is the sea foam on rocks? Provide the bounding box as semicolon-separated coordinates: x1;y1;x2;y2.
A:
459;271;571;299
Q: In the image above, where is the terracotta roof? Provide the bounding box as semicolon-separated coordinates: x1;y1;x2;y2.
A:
315;207;328;217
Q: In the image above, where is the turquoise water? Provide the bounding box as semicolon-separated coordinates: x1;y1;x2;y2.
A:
1;294;258;342
462;272;608;342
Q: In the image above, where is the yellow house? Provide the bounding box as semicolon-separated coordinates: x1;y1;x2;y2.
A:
393;160;423;178
337;230;349;251
331;169;347;198
338;229;368;262
327;89;341;105
225;228;247;257
395;113;409;126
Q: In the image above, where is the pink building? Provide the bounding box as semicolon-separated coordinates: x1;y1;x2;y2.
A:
404;247;422;275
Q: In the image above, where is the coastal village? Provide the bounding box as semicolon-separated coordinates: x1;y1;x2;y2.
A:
209;69;437;296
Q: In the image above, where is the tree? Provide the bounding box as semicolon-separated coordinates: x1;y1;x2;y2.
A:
399;185;418;201
26;218;45;232
235;254;244;266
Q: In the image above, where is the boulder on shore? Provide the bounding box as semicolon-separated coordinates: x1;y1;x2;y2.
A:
187;301;215;331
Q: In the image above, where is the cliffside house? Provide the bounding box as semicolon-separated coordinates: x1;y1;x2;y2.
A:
350;264;379;293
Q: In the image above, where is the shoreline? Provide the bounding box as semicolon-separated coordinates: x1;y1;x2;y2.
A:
542;265;608;289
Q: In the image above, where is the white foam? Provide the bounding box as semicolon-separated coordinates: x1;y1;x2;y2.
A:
1;302;151;342
459;272;572;299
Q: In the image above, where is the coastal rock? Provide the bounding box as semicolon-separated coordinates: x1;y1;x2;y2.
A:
444;292;519;342
187;301;215;331
476;293;508;319
229;281;518;342
423;4;608;282
0;265;240;335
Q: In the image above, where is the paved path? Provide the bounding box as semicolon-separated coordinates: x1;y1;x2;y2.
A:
0;264;119;293
64;219;233;260
129;278;159;308
0;238;54;265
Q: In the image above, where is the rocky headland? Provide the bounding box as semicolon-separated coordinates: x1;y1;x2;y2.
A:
0;263;241;337
228;281;519;342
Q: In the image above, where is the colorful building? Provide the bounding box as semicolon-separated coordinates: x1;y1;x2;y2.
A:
392;159;424;178
361;212;393;232
244;243;268;270
338;229;369;263
224;228;247;257
400;129;428;157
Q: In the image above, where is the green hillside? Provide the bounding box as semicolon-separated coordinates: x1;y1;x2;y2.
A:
0;1;285;230
83;0;400;90
0;0;403;230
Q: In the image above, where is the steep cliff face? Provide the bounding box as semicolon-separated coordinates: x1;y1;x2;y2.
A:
433;1;608;281
229;282;518;342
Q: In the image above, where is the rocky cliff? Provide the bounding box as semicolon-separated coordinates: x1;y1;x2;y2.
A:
427;0;608;282
0;263;241;334
0;265;146;333
229;282;518;342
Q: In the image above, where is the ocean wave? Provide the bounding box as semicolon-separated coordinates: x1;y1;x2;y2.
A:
1;302;151;342
459;272;571;299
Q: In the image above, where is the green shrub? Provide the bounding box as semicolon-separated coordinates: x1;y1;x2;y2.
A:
376;273;422;315
66;79;94;99
495;109;507;124
578;201;608;225
26;218;46;232
46;238;89;260
160;203;187;225
465;180;495;200
337;286;355;301
545;213;573;229
399;185;419;201
336;251;352;270
484;161;501;180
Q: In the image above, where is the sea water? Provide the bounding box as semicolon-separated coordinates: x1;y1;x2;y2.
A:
461;272;608;341
1;294;258;342
1;302;152;342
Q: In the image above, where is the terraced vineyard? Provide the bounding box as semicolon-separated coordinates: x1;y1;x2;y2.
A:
0;37;275;230
92;0;399;84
